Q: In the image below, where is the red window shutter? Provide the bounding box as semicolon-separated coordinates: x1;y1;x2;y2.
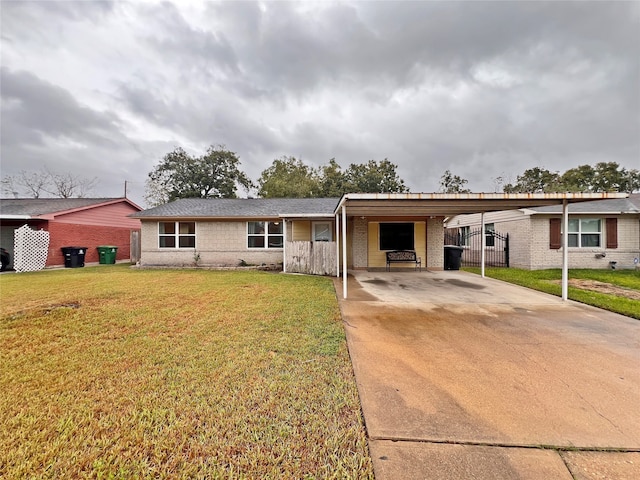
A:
549;218;561;249
606;218;618;249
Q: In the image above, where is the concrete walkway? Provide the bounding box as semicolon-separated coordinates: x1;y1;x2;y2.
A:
335;270;640;480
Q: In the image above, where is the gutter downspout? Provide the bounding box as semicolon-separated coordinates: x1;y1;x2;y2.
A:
562;199;569;301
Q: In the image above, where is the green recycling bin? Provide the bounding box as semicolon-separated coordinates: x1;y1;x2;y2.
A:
97;246;118;264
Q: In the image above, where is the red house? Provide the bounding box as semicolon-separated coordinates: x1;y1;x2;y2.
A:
0;198;142;269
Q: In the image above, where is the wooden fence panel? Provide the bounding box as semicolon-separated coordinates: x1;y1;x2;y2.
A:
286;241;336;275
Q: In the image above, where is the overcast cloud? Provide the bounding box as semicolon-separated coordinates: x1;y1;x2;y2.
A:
1;0;638;206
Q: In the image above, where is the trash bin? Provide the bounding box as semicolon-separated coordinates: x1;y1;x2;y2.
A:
97;246;118;264
61;246;88;268
444;245;464;270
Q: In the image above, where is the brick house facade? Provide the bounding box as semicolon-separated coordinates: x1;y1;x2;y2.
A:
446;194;640;270
0;198;142;268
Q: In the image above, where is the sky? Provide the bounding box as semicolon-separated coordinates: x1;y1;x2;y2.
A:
1;0;639;207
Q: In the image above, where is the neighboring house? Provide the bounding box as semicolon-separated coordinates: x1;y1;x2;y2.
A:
0;198;142;269
131;193;629;273
446;194;640;270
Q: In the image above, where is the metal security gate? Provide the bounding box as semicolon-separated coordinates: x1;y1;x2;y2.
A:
444;228;510;268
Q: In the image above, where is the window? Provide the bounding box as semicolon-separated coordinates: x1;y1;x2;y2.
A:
460;226;471;247
159;222;195;248
485;223;495;248
380;223;414;251
313;222;332;242
248;221;283;248
568;219;601;248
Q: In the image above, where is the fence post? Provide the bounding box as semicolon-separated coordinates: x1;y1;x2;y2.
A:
505;233;510;268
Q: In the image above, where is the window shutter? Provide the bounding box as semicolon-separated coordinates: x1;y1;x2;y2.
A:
549;218;561;249
606;218;618;249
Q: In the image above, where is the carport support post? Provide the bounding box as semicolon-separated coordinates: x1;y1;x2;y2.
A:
335;213;340;278
282;219;287;273
480;212;486;278
562;199;569;301
342;205;348;299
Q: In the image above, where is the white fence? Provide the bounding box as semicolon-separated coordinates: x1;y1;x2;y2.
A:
14;225;50;273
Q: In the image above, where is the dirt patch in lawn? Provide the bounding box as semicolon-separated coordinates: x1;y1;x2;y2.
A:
557;279;640;300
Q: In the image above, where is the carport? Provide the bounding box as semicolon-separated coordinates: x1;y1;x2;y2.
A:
333;192;628;300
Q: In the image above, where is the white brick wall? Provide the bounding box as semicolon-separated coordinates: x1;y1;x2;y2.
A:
427;217;444;269
530;215;640;270
352;217;368;268
449;213;640;270
140;220;283;267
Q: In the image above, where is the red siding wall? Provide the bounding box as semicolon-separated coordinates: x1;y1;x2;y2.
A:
54;202;141;228
46;222;135;266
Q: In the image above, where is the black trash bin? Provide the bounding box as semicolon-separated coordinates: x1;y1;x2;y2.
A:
444;245;464;270
61;246;88;268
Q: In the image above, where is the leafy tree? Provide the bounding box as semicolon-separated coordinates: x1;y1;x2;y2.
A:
439;169;471;193
558;164;596;192
318;158;349;197
590;162;640;193
503;167;561;193
344;159;409;193
257;157;409;198
257;157;320;198
146;145;253;206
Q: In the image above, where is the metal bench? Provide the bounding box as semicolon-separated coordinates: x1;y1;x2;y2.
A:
386;250;421;271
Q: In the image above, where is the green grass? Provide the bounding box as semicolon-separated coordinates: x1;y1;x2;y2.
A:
0;265;373;479
464;267;640;319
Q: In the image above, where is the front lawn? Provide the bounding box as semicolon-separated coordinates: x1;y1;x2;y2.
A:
464;267;640;319
0;265;373;479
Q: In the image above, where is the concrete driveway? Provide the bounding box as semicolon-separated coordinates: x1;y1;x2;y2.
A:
335;270;640;480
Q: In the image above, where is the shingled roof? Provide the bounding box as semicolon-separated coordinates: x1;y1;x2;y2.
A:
132;198;341;218
527;193;640;214
0;198;139;217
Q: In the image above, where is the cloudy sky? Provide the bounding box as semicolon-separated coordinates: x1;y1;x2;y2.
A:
1;0;639;206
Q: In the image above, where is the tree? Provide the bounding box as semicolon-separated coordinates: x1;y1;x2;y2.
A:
558;164;596;192
1;168;97;198
318;158;349;197
439;170;471;193
257;157;320;198
343;159;408;193
146;145;253;206
590;162;640;193
48;171;98;198
503;167;561;193
503;162;640;194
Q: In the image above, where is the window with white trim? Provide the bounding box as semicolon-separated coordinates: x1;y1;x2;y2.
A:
247;221;283;248
460;226;470;247
568;218;601;247
159;222;196;248
485;223;495;248
313;222;332;242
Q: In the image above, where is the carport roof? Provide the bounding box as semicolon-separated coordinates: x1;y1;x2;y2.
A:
335;192;629;217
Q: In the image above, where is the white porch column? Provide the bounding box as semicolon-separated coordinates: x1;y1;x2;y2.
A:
282;219;287;273
342;205;348;299
480;212;486;278
335;214;340;278
562;199;569;301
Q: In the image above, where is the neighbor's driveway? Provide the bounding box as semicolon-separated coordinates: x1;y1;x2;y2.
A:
336;270;640;480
